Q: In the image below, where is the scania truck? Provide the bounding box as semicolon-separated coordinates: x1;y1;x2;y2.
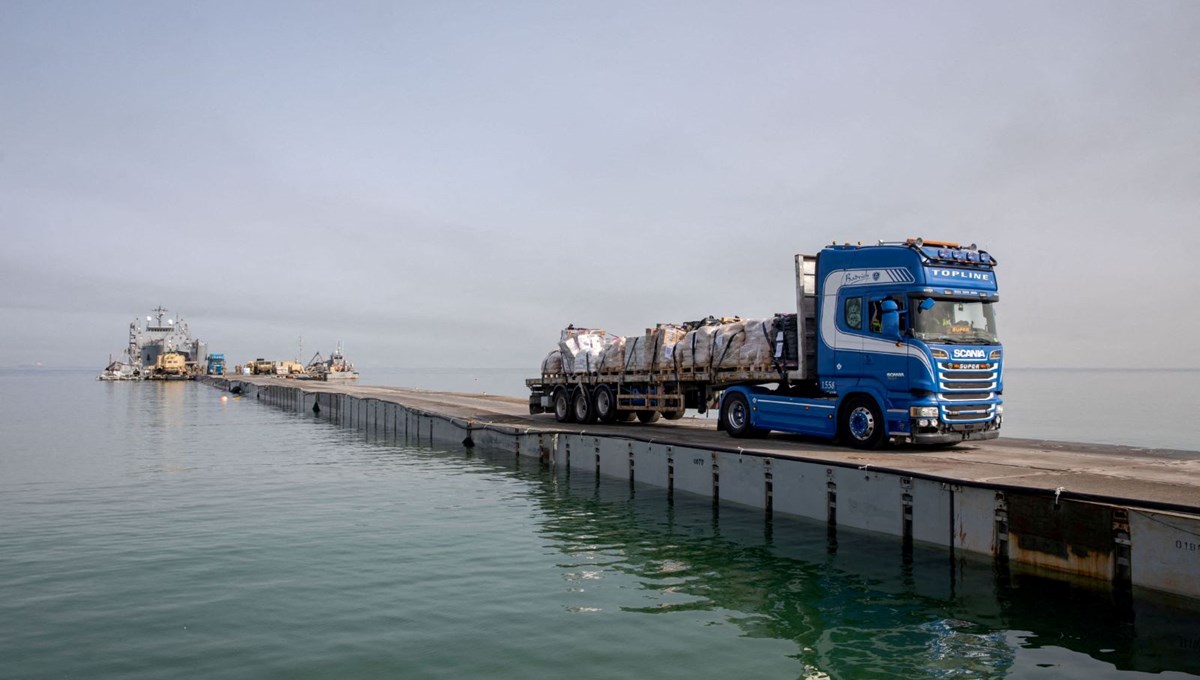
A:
527;238;1003;448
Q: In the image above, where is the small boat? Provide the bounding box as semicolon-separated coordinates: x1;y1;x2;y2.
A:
300;342;359;381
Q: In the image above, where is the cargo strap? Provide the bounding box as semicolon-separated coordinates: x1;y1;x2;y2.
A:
621;336;640;385
760;318;789;383
712;327;744;373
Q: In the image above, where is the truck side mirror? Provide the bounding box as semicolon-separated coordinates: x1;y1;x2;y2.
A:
919;298;935;311
880;300;901;340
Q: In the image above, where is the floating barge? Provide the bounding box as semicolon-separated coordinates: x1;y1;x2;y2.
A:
206;374;1200;603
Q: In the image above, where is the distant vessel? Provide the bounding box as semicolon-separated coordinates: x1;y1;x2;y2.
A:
301;342;359;381
98;306;209;381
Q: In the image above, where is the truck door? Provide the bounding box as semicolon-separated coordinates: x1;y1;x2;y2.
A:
835;294;865;382
866;295;911;394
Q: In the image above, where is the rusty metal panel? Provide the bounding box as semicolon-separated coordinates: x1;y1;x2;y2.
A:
769;458;827;522
910;477;953;547
830;468;903;537
1129;508;1200;600
713;451;768;510
953;485;997;556
1006;494;1114;580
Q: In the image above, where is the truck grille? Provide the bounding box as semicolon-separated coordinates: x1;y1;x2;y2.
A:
938;361;998;393
940;391;992;402
935;359;999;423
943;403;995;421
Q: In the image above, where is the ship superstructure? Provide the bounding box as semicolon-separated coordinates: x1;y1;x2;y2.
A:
98;306;209;380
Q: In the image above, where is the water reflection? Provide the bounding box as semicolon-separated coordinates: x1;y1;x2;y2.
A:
461;447;1200;678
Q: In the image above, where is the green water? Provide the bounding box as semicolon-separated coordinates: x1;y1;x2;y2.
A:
2;371;1199;679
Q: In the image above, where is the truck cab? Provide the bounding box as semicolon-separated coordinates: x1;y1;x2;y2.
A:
722;238;1003;447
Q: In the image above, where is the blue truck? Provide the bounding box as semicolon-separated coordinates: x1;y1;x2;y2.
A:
527;238;1002;448
206;353;226;376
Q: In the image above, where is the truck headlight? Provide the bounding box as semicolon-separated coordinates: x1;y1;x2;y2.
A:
910;406;938;418
995;405;1004;415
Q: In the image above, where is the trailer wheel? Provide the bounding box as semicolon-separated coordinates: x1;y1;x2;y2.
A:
573;387;597;424
721;392;761;438
662;408;685;420
594;384;618;423
553;387;575;423
636;410;661;424
840;396;884;449
617;411;637;422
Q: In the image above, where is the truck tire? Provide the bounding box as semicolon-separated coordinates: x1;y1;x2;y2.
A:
840;396;885;449
553;387;575;423
617;411;637;422
720;392;763;438
573;387;597;424
594;384;618;423
662;408;685;420
636;410;661;424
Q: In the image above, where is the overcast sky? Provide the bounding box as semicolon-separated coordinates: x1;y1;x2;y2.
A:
2;1;1198;371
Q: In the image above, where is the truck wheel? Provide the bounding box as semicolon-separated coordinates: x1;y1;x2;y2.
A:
594;384;618;423
662;408;685;420
617;411;637;422
636;410;661;424
840;396;885;449
573;387;597;424
553;387;575;423
721;392;761;438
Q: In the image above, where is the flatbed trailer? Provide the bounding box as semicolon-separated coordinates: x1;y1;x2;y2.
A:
527;364;794;422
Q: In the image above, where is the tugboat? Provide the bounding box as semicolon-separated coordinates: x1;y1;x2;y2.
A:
98;306;210;381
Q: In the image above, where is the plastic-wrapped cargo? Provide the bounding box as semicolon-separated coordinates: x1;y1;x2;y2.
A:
735;319;776;368
559;327;608;375
597;336;627;373
549;316;791;378
709;321;747;370
674;318;769;372
674;325;719;373
624;324;688;373
541;350;563;375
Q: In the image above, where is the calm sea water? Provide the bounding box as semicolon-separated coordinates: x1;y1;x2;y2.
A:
3;369;1200;679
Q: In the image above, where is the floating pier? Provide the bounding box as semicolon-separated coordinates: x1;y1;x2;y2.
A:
208;375;1200;602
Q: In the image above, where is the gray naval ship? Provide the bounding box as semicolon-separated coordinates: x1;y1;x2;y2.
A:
98;306;209;381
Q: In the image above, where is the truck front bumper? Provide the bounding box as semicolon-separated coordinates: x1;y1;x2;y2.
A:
910;429;1000;445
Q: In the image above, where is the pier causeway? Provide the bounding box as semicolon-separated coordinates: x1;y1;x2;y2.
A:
207;375;1200;602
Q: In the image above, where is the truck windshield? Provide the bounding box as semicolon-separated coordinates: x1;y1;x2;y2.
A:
911;298;998;344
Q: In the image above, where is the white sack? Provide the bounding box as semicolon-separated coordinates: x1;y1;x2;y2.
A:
559;327;608;375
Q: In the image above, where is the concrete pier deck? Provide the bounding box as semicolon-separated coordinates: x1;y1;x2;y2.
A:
208;375;1200;601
